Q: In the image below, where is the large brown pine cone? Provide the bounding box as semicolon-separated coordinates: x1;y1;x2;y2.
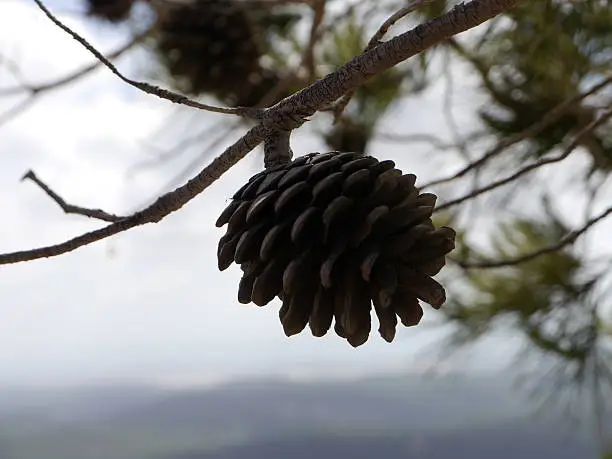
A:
87;0;134;22
153;0;279;106
216;152;455;347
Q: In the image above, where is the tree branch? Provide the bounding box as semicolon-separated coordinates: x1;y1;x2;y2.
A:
21;170;124;222
133;120;243;209
459;205;612;269
422;74;612;189
0;125;267;264
126;120;230;176
435;107;612;212
0;96;37;129
331;0;432;122
0;0;526;265
30;0;263;118
303;0;326;82
0;27;151;97
0;53;30;88
272;0;526;123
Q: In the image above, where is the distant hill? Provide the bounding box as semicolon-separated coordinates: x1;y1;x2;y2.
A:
163;426;593;459
0;374;603;459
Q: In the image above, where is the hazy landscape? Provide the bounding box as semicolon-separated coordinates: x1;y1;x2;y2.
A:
0;373;602;459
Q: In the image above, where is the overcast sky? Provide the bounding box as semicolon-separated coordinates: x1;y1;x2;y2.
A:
1;0;609;388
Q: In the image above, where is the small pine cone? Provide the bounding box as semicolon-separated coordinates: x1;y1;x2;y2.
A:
87;0;134;22
216;152;456;347
153;0;279;106
324;118;371;155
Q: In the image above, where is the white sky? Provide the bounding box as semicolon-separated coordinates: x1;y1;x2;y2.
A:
0;0;608;387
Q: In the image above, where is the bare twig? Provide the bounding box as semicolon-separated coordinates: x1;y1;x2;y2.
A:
304;0;326;82
459;205;612;269
127;120;230;176
0;53;30;88
0;27;151;97
0;96;37;128
30;0;263;118
422;65;612;189
0;30;150;128
134;120;243;210
253;0;327;106
370;0;435;47
21;170;124;222
440;46;467;159
332;0;432;121
0;0;527;265
435;107;612;212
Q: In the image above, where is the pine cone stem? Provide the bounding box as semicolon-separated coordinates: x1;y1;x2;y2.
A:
264;129;294;168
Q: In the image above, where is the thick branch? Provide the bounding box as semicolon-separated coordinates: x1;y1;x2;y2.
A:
21;170;124;222
270;0;526;123
1;0;525;265
332;0;433;121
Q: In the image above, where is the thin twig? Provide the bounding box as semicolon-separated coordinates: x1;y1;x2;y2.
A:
0;96;37;128
133;120;243;211
435;107;612;212
30;0;263;118
421;67;612;189
370;0;435;47
126;120;229;176
0;27;152;97
332;0;432;122
304;0;326;82
0;53;30;88
21;170;124;222
0;30;151;128
459;205;612;269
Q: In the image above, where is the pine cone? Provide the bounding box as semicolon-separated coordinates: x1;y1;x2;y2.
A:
153;0;283;106
87;0;134;22
324;118;372;154
216;152;455;347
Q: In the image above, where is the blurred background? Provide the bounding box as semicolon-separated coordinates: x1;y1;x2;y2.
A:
1;0;612;457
